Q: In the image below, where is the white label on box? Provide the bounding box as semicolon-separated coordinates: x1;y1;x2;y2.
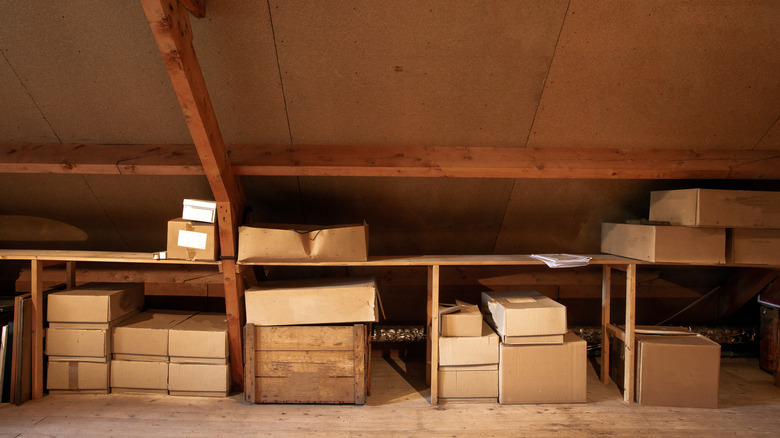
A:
178;230;208;250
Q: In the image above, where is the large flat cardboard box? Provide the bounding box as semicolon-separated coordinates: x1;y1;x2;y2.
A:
438;364;498;399
727;228;780;265
237;223;368;263
166;218;219;261
480;290;566;344
169;363;230;397
47;361;109;392
601;222;725;263
110;360;169;393
439;321;499;366
112;310;195;361
245;277;379;326
168;313;228;364
47;283;144;328
650;188;780;228
499;332;587;404
45;328;109;362
439;302;483;337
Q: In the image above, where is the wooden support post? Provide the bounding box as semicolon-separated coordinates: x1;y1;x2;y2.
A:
65;261;76;288
30;260;44;399
601;264;612;384
244;323;255;403
427;264;440;405
623;264;637;403
221;259;244;390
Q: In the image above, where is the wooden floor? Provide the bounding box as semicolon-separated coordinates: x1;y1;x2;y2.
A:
2;356;779;437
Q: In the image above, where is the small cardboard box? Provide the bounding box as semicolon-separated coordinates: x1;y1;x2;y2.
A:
169;363;230;397
166;218;219;261
47;283;144;327
45;328;109;362
439;302;483;337
112;310;195;361
480;290;566;344
650;188;780;228
438;364;498;399
727;228;780;265
237;223;368;263
168;313;228;364
47;361;109;391
601;222;725;263
499;332;587;404
439;321;499;366
245;277;379;326
182;199;217;223
110;360;169;393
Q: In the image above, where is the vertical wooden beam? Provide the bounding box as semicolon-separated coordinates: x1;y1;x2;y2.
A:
244;323;255;403
65;261;76;289
601;265;612;384
623;264;637;403
30;260;44;399
427;264;440;405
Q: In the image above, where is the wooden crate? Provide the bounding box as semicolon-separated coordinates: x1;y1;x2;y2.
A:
244;323;369;404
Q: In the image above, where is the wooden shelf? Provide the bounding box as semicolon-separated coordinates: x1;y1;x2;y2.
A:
237;253;637;267
0;249;220;265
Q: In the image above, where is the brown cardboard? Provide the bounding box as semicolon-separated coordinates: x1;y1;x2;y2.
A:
47;283;144;325
438;364;498;399
480;290;566;342
112;309;195;360
498;332;587;404
439;302;483;337
47;361;109;391
727;228;780;265
650;189;780;228
439;321;499;366
168;363;230;397
45;328;109;362
166;218;219;261
110;359;169;391
168;313;228;363
245;277;378;326
601;222;726;263
237;223;368;263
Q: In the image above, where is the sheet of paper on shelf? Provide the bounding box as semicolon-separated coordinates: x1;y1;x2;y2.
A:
530;254;592;268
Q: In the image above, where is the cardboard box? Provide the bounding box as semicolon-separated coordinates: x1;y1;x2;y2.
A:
438;364;498;399
47;283;144;327
45;328;109;362
168;313;228;364
182;199;217;223
499;332;587;404
650;188;780;228
439;302;483;337
480;290;566;344
245;277;379;326
110;360;169;393
166;218;219;261
47;361;109;391
439;321;499;366
237;223;368;263
112;310;195;361
727;228;780;265
168;363;230;397
601;222;725;263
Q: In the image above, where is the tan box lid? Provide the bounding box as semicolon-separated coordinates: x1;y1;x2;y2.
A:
245;277;380;326
112;309;195;358
45;328;109;361
168;363;230;394
237;223;368;263
47;283;144;324
110;360;168;390
481;290;566;338
168;313;228;360
47;361;109;390
439;321;499;366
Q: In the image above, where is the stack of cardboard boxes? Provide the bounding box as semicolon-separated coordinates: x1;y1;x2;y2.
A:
167;313;231;397
164;199;219;261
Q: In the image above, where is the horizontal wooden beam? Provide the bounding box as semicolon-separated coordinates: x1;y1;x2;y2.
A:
2;143;780;179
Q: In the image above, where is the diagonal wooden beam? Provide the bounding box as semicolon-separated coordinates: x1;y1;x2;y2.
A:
178;0;205;18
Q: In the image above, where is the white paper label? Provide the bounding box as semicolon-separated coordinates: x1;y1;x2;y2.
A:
178;230;208;250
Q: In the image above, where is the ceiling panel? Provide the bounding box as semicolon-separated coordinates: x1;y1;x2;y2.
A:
755;118;780;150
0;53;58;143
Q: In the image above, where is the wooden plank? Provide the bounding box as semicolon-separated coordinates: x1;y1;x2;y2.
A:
623;264;637;404
718;268;779;319
255;351;354;376
255;376;355;404
65;261;76;289
220;259;244;391
178;0;205;18
0;249;219;265
354;324;367;404
256;326;356;351
244;324;255;403
30;260;43;400
601;265;611;384
10;293;31;405
428;264;440;405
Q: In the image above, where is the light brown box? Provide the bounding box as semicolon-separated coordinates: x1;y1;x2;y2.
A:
439;321;499;366
727;228;780;265
439;303;483;337
245;277;379;326
166;218;219;261
650;188;780;228
601;222;726;264
47;283;144;327
438;364;498;399
237;223;368;263
112;310;195;361
168;313;228;364
47;361;109;391
499;332;587;404
45;328;109;362
110;360;169;393
480;290;566;343
168;363;230;397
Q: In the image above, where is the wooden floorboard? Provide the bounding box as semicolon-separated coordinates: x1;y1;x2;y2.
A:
1;357;779;437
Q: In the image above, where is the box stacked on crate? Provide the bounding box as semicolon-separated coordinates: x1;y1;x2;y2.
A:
45;283;144;394
481;290;587;404
244;277;378;404
437;301;499;402
163;199;219;261
168;313;230;397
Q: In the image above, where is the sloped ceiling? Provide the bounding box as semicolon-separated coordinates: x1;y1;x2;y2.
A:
1;0;779;254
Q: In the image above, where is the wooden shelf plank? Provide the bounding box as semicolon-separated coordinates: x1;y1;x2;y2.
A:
0;249;219;265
